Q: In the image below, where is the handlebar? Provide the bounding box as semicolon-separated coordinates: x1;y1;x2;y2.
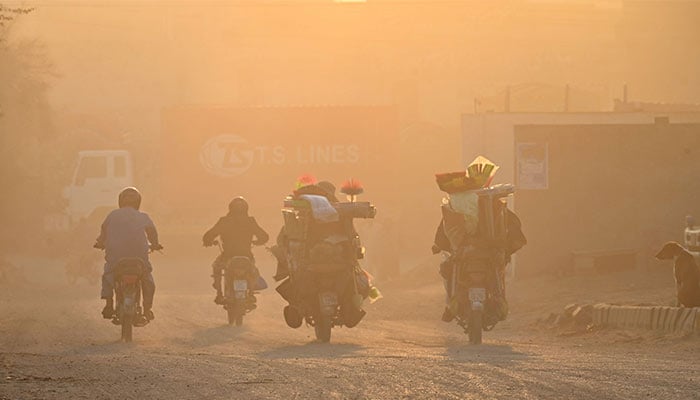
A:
204;240;264;248
93;242;164;252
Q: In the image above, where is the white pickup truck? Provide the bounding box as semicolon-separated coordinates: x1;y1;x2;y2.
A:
45;150;134;231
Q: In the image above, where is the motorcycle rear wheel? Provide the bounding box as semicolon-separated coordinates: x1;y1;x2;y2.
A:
468;310;483;345
314;315;332;343
227;308;243;326
121;314;133;342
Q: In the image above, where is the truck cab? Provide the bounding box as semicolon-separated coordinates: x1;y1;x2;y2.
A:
63;150;134;225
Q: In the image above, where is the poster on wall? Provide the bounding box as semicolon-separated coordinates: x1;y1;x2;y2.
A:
516;142;548;189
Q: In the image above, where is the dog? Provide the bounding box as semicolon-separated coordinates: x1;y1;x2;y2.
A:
655;241;700;307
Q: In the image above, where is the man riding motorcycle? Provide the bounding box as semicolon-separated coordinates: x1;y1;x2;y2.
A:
432;201;526;322
202;197;269;304
273;179;371;329
94;187;162;321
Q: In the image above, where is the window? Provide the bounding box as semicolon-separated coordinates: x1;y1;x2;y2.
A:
114;156;126;178
75;156;107;186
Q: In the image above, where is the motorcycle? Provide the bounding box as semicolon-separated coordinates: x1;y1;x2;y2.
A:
210;241;261;326
279;241;369;343
95;243;161;343
444;247;507;345
111;257;149;342
277;182;377;343
439;184;515;345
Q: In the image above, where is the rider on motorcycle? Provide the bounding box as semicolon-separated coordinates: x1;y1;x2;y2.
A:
95;187;162;321
432;205;526;322
274;179;370;327
202;197;269;304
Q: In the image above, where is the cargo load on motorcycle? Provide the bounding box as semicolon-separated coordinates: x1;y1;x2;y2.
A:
273;176;381;343
434;156;526;344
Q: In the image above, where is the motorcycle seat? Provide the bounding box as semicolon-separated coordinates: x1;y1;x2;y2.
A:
113;258;145;278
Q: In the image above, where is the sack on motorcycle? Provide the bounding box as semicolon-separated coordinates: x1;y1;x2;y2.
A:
282;208;309;241
309;242;345;263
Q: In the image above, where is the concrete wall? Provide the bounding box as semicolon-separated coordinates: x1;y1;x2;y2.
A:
511;121;700;275
461;112;700;186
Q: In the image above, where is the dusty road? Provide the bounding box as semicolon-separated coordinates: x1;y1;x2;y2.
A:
1;253;699;399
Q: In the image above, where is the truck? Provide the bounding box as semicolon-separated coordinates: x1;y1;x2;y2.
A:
44;150;134;232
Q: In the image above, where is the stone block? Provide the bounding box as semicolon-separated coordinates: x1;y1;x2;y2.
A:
664;307;677;331
676;308;695;332
573;304;593;326
637;308;652;329
593;303;609;326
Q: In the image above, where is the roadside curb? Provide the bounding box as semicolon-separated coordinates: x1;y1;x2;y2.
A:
592;304;700;333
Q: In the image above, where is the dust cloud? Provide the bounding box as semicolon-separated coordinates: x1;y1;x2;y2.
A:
2;0;697;273
1;1;700;398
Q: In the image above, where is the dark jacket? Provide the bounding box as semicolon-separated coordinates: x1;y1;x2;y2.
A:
203;215;269;258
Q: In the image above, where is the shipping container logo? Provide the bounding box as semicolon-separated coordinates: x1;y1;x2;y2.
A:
199;134;254;177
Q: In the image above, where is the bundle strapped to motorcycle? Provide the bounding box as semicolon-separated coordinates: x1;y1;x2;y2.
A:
281;197;313;275
281;196;376;272
471;184;514;240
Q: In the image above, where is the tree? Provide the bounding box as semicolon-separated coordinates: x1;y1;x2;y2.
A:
0;4;56;250
0;3;33;43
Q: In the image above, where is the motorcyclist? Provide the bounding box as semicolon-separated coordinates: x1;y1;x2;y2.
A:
94;187;162;321
432;202;526;322
274;179;369;327
202;197;269;304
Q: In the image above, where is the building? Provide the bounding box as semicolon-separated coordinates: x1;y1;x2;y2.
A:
513;120;700;275
462;112;700;275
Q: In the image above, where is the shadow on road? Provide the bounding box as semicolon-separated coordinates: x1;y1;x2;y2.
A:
55;336;145;356
444;338;529;365
257;341;365;360
176;324;249;348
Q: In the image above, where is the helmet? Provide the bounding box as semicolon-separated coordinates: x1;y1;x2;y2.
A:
228;196;249;216
118;187;142;210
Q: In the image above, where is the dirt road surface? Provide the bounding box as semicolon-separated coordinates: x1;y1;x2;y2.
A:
1;252;699;399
